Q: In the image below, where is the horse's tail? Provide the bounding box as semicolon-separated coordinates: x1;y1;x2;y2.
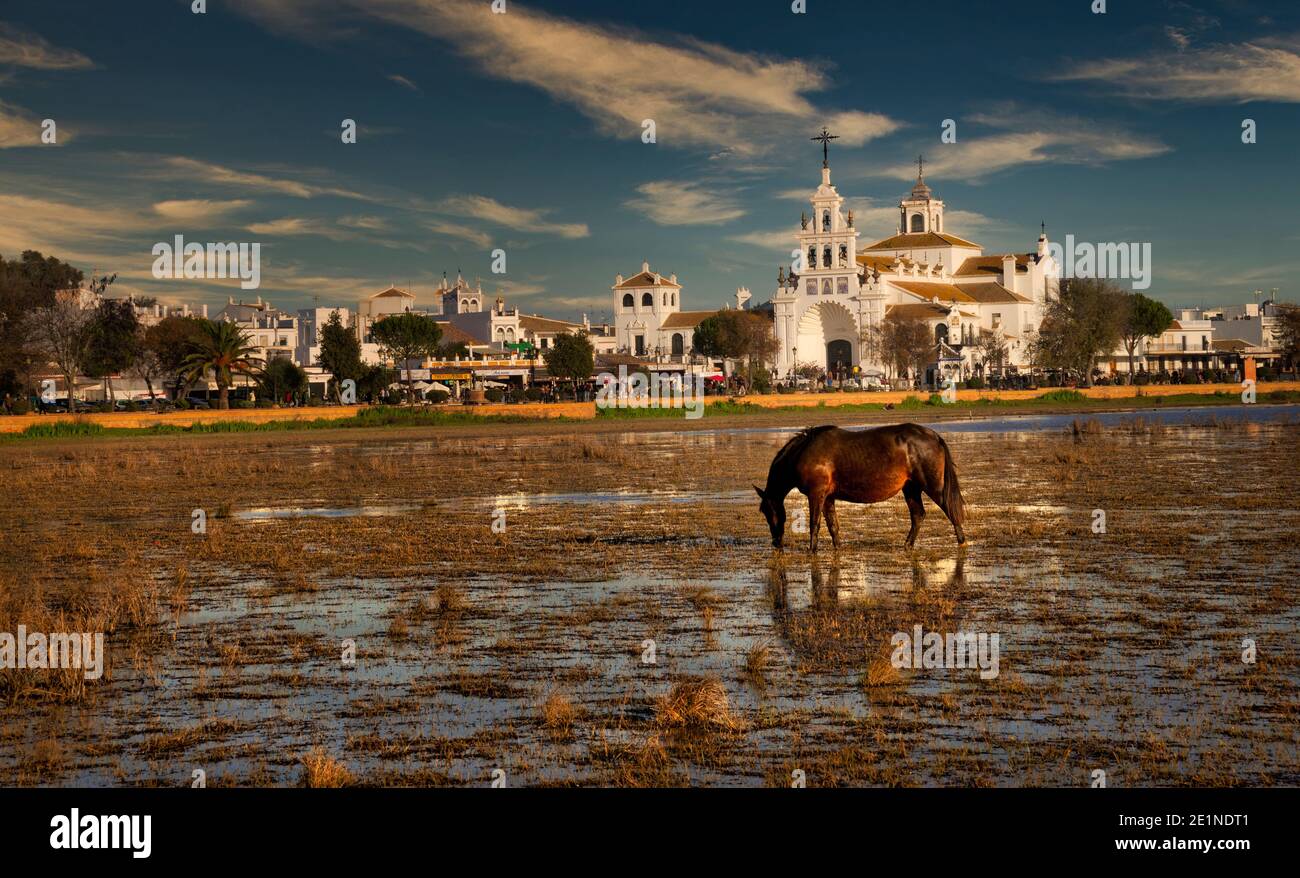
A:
937;435;965;526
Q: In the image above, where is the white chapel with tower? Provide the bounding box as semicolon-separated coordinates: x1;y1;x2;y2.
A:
772;131;1060;381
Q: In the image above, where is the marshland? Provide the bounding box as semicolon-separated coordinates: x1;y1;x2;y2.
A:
0;405;1296;786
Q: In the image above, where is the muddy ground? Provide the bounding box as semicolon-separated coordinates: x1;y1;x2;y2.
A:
0;407;1296;786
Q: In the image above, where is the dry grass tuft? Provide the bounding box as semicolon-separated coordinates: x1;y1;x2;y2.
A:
862;656;900;688
299;748;353;787
655;677;742;731
539;690;578;740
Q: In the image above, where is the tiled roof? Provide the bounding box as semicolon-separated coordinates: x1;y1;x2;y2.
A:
369;285;415;299
890;279;1030;304
885;303;949;321
434;322;484;346
614;270;681;289
953;255;1033;276
660;310;718;329
862;231;982;250
890;280;976;303
518;314;584;334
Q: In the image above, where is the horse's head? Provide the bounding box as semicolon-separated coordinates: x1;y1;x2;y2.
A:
754;485;785;549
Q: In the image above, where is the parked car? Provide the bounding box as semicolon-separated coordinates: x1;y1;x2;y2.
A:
184;396;212;409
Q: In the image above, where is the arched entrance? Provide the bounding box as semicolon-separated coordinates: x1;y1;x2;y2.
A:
796;301;858;374
827;339;852;378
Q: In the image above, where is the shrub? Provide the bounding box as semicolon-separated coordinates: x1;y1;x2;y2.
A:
175;398;190;410
485;388;504;403
10;398;30;415
965;377;984;390
1037;389;1086;403
429;390;450;404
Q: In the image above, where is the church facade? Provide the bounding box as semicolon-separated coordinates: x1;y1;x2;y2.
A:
771;158;1059;382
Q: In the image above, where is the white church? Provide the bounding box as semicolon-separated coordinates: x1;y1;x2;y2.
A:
771;147;1059;383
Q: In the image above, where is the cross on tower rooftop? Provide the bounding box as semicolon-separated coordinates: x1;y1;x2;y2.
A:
811;127;838;168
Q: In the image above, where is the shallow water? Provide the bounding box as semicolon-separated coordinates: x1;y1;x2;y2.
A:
4;415;1297;787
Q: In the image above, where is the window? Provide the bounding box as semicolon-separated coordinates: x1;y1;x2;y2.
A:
622;293;634;307
935;323;949;344
839;244;848;267
1202;335;1209;351
822;247;831;268
663;293;669;306
836;277;849;296
641;292;653;307
808;247;816;271
822;210;831;231
671;333;684;357
822;279;832;296
805;280;816;296
635;335;645;355
910;213;924;233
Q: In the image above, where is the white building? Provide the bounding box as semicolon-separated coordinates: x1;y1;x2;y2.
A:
296;306;351;368
216;296;296;363
771;156;1059;382
611;262;721;360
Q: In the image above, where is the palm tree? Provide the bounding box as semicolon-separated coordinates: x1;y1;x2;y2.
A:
182;320;259;409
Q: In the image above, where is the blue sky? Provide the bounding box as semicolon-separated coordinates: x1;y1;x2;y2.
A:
1;0;1297;322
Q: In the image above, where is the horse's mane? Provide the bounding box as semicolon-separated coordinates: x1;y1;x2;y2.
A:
770;425;836;473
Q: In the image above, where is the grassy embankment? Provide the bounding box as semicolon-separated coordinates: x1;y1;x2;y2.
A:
4;388;1298;442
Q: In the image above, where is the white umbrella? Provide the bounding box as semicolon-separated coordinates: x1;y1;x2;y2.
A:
428;381;452;394
481;380;508;388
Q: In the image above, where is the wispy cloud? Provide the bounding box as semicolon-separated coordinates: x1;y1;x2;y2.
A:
157;157;371;200
865;105;1170;182
440;194;588;239
423;219;492;250
1054;33;1300;103
0;99;72;148
234;0;900;157
0;22;94;70
386;73;419;92
626;180;746;226
153;199;253;222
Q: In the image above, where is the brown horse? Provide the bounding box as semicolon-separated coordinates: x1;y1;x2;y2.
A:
754;424;966;551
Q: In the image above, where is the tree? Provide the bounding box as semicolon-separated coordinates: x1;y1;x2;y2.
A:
1274;304;1300;371
23;293;94;409
143;315;208;400
0;250;84;398
1119;292;1174;377
972;329;1009;377
127;344;164;403
84;294;138;404
874;315;932;387
543;332;594;399
692;310;777;388
181;319;259;409
370;312;442;404
316;310;364;403
257;357;308;405
1029;277;1128;386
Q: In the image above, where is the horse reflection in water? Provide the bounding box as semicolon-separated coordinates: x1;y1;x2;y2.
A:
765;553;967;670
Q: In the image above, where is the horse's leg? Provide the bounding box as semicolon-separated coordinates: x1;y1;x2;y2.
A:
824;497;841;549
903;481;925;548
807;488;826;553
921;482;965;545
